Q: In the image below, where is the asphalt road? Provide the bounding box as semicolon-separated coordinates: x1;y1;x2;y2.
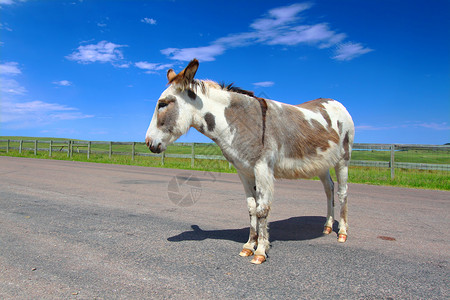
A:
0;156;449;299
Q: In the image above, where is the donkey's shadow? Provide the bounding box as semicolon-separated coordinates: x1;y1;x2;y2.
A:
168;216;338;243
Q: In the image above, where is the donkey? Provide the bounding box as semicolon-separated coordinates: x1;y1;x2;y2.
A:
145;59;354;264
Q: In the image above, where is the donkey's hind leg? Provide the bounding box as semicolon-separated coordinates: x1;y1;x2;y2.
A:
319;171;334;235
335;160;350;242
237;172;258;257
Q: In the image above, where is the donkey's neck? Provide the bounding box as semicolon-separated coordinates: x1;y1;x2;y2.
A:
191;88;233;145
191;89;264;171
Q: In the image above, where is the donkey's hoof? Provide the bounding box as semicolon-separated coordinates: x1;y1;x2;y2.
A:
338;234;347;243
250;255;266;264
323;226;332;235
239;249;254;257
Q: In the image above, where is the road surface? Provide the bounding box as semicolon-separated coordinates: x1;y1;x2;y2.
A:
0;156;449;299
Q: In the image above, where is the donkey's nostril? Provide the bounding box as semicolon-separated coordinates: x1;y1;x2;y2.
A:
145;137;151;148
148;142;162;153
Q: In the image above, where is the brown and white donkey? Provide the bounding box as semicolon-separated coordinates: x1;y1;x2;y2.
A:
145;59;355;264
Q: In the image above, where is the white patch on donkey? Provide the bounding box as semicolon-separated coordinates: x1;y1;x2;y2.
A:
145;59;355;264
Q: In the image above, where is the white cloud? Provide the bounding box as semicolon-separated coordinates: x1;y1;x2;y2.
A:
253;81;275;87
53;80;72;86
141;17;157;25
161;3;371;62
114;62;131;68
1;78;27;94
0;22;13;31
0;62;21;75
0;0;14;4
332;42;373;61
0;61;93;128
135;61;174;73
1;99;93;126
6;100;76;113
355;125;394;131
251;3;347;49
161;44;226;62
356;122;450;131
250;3;312;31
266;23;346;47
66;40;127;64
416;122;450;131
214;32;258;48
49;112;93;121
0;0;26;8
1;62;26;94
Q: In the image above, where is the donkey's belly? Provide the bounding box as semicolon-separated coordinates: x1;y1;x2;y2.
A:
274;150;340;179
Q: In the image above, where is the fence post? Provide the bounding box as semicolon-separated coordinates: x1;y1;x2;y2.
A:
67;141;70;157
6;139;9;153
161;151;165;166
132;142;135;161
49;140;52;157
34;140;38;155
87;141;91;159
390;144;395;179
191;143;195;168
19;140;23;154
109;141;112;159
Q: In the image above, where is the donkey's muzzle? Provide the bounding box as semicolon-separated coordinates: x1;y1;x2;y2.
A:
150;144;162;153
146;137;162;153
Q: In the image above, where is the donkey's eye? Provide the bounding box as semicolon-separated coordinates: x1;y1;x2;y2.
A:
158;102;168;110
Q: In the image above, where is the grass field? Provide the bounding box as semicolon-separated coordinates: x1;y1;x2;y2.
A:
1;136;449;190
352;148;449;164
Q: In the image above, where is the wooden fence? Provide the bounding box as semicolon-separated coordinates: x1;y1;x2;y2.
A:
0;140;230;168
1;139;449;179
350;143;449;178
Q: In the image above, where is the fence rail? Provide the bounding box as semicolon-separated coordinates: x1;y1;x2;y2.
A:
1;139;449;179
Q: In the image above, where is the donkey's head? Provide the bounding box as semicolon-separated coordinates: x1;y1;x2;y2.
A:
145;59;200;153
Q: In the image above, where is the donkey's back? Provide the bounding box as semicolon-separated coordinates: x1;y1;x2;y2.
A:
267;98;354;179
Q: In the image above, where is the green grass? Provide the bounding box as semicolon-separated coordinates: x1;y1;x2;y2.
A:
0;148;235;173
1;136;449;191
352;149;450;164
329;166;449;190
0;137;223;156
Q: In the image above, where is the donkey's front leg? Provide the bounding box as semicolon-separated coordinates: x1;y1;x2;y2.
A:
251;161;274;264
237;172;258;257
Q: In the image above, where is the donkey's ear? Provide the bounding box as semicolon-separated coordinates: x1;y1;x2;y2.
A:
167;69;177;83
183;59;199;82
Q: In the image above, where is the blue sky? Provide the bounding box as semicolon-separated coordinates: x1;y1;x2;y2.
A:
1;0;449;144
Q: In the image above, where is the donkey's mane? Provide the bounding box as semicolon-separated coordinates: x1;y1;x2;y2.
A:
184;79;258;99
219;82;256;98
